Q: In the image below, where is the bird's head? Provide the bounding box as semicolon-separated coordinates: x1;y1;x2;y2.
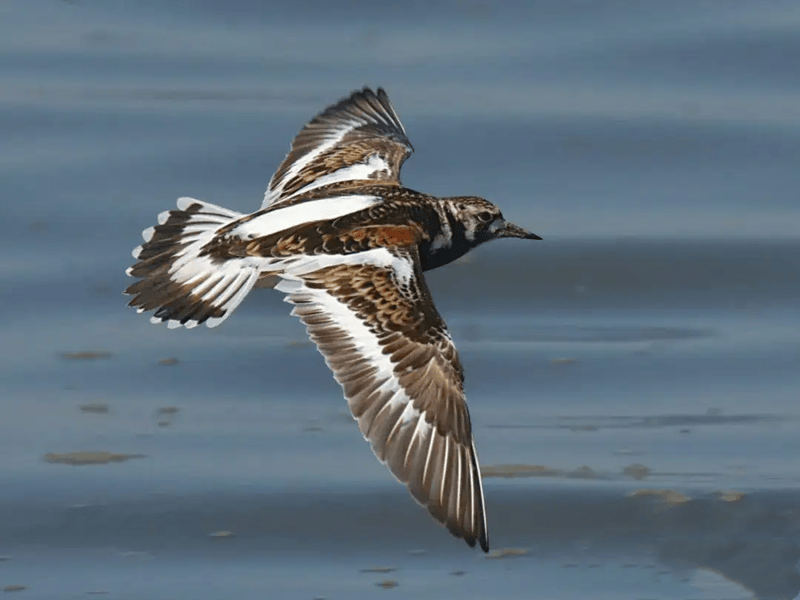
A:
453;197;541;245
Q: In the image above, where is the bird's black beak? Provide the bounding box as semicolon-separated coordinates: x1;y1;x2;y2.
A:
497;220;542;240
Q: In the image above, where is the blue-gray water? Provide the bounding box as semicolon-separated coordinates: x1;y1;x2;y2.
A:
2;1;800;598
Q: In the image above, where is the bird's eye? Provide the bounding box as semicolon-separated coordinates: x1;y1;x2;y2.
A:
476;211;493;223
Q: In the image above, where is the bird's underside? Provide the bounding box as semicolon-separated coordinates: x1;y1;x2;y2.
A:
122;87;541;553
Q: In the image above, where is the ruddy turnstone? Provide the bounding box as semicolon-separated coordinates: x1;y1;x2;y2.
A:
125;87;540;552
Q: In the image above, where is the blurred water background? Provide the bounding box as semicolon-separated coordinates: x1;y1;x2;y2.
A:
2;1;800;598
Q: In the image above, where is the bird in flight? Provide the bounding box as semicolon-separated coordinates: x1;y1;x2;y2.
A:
125;87;540;552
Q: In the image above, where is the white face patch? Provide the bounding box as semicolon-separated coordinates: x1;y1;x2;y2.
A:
488;218;504;234
431;201;454;249
231;194;380;240
431;233;451;251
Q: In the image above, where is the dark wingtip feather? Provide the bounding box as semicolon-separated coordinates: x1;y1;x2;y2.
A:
479;532;489;553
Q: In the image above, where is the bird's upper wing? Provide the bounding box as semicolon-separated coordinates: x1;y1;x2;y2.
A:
274;241;488;551
263;87;413;208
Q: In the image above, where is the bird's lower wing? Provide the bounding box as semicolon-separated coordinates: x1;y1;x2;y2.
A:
275;246;488;552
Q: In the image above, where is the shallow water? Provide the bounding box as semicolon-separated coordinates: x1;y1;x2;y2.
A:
2;1;800;598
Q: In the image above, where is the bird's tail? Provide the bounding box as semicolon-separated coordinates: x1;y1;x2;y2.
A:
125;197;261;329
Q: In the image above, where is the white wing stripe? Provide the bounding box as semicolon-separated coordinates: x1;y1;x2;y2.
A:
275;253;424;463
234;195;380;240
275;248;412;289
277;266;398;396
268;125;350;201
289;154;390;198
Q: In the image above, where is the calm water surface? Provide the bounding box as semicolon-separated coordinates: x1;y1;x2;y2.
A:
2;1;800;598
